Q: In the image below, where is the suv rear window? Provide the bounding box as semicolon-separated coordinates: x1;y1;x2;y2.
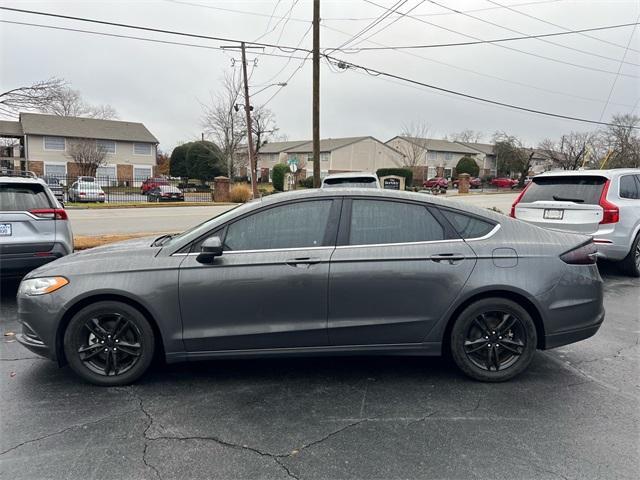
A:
0;183;53;211
520;176;606;205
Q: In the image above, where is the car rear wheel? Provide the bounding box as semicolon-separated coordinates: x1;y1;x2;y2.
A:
63;301;155;386
619;233;640;277
450;298;537;382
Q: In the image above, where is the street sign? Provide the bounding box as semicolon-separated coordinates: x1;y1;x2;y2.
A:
289;163;298;173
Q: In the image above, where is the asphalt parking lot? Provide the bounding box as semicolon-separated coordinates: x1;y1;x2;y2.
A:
1;263;638;480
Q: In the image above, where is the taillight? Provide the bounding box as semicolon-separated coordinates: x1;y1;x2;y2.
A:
599;180;619;224
560;241;598;265
30;208;68;220
509;183;531;217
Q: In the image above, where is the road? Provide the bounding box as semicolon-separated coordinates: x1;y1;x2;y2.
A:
68;193;518;236
1;265;638;480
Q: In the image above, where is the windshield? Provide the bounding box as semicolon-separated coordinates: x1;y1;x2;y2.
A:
322;177;378;188
520;176;606;205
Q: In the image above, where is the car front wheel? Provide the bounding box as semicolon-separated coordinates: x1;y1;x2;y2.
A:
450;298;537;382
63;301;155;386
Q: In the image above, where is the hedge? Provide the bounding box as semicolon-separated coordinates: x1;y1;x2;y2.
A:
376;168;413;187
272;163;289;192
455;156;480;177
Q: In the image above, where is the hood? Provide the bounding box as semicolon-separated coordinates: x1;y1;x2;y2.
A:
25;235;162;278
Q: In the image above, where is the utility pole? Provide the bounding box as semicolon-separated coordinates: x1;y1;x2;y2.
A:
241;42;259;198
312;0;320;188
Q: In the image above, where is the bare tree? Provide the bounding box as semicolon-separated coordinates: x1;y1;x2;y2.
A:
601;113;640;168
67;139;107;176
44;87;119;119
449;129;484;143
0;78;68;117
201;72;245;177
493;132;534;186
537;131;595;170
252;106;279;154
397;121;430;167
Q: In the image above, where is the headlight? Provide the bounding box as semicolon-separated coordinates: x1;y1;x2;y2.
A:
19;277;69;296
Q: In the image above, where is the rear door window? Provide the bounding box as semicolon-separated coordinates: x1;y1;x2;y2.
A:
349;199;444;245
620;175;640;200
0;183;53;211
520;176;606;204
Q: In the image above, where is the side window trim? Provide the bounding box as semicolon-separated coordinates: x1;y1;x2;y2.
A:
435;206;499;240
339;197;454;247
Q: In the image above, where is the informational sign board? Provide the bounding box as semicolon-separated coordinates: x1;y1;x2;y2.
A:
380;175;404;190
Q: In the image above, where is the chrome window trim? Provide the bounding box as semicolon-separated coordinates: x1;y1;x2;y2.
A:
172;245;334;257
335;239;464;249
463;223;501;241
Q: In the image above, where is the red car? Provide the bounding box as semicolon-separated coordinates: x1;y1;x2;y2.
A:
452;177;482;189
491;177;518;188
141;177;169;194
422;177;448;189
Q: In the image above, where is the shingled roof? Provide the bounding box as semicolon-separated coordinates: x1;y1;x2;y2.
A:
19;113;158;143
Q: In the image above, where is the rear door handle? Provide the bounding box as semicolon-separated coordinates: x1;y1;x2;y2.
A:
430;253;465;264
286;257;321;268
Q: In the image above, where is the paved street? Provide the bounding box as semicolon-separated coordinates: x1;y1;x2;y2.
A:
1;264;638;480
68;193;518;236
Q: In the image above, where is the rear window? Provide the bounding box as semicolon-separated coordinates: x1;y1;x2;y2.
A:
520;176;606;205
323;177;378;188
0;183;53;211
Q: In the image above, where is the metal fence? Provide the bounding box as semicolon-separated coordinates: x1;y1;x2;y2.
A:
42;175;216;204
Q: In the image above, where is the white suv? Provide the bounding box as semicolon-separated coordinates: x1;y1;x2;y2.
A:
511;169;640;276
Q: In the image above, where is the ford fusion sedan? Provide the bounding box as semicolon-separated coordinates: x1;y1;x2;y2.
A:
16;189;604;386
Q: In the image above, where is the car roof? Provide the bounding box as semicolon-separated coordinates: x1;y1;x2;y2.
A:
0;175;47;186
536;168;640;178
322;172;378;180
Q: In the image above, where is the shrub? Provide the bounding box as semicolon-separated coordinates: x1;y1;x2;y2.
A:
298;176;315;188
272;163;289;191
229;183;253;203
455;156;480;177
376;168;413;188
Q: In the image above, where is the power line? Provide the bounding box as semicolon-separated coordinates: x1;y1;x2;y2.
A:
254;0;283;41
322;55;639;129
485;0;640;54
334;0;408;51
259;23;313;86
336;22;640;52
362;0;639;78
425;0;639;67
599;16;640;121
1;6;636;128
349;0;427;48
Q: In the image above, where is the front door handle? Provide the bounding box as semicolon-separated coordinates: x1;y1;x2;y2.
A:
430;253;465;264
286;257;321;268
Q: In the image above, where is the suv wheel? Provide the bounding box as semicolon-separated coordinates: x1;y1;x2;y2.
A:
450;298;537;382
620;233;640;277
63;301;155;386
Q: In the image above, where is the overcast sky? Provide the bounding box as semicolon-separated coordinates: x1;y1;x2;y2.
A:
1;0;639;151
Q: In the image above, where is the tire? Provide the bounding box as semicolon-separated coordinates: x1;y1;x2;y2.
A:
63;301;155;386
450;298;537;382
619;233;640;277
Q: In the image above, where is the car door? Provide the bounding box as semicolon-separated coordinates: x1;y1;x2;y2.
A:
328;198;477;346
178;198;341;352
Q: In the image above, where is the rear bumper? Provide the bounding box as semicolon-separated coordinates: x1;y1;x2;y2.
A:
0;243;69;278
544;310;604;349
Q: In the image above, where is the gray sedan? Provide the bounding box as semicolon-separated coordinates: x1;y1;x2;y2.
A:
16;189;604;386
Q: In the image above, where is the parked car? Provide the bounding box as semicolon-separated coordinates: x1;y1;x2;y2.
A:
147;185;185;202
452;177;482;189
511;169;640;276
68;181;106;203
0;170;73;278
491;177;518;188
16;188;604;385
42;176;64;203
141;177;169;195
423;177;448;193
321;172;380;188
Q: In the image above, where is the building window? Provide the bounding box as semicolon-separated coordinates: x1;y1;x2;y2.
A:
320;152;330;162
43;136;65;151
133;166;152;182
445;152;453;161
44;163;67;180
96;165;117;186
444;168;452;178
133;143;152;155
96;140;116;154
428;151;437;161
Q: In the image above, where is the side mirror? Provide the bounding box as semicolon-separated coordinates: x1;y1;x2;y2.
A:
196;236;223;264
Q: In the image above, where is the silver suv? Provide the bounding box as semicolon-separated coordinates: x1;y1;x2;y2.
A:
0;171;73;278
511;169;640;276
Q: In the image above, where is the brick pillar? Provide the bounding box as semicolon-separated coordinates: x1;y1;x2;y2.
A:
458;173;471;194
213;176;230;202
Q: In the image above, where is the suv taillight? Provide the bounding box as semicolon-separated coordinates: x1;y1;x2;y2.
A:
509;183;531;218
560;241;598;265
599;180;619;224
30;208;68;220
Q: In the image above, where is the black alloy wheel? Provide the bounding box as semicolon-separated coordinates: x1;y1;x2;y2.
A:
451;298;537;382
64;301;155;386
